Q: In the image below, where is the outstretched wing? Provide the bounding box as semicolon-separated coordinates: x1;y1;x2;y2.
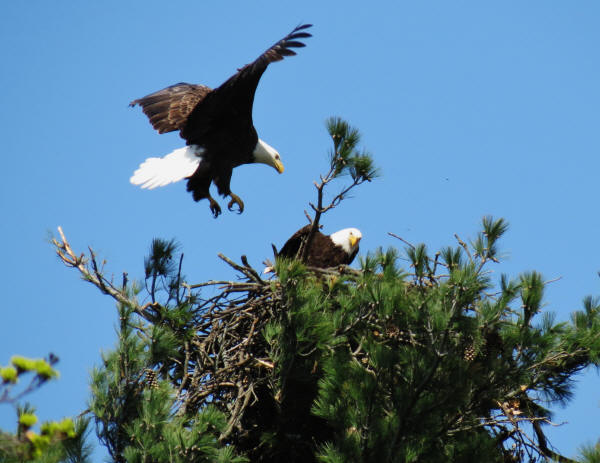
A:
130;83;211;134
181;24;312;144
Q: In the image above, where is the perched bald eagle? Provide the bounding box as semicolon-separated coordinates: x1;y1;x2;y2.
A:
268;225;362;270
130;24;312;217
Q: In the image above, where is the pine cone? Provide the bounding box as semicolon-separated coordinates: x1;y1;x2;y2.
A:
463;344;476;362
144;368;159;390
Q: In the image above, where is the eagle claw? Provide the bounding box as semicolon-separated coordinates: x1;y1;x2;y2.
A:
227;193;244;214
208;197;222;218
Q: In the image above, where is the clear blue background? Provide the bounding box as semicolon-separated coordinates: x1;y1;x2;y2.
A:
1;1;599;459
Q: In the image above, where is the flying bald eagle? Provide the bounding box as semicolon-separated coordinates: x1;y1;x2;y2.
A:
267;225;362;271
130;24;312;217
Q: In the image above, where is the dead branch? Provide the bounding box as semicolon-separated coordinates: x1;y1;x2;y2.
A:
52;227;158;323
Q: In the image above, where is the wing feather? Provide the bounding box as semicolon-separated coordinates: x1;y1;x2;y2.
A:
181;24;312;144
130;83;211;134
278;225;312;260
226;23;313;87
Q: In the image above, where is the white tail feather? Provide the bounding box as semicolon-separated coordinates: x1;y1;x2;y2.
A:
130;145;204;189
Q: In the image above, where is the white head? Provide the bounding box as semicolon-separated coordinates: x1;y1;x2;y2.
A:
330;228;362;254
253;139;284;174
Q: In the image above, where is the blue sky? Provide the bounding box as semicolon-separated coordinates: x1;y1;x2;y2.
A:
1;1;599;459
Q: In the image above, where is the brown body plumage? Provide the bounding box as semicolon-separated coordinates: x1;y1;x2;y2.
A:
277;225;362;268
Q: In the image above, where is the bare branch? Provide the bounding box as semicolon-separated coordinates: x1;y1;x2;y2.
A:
52;227;155;322
454;233;473;264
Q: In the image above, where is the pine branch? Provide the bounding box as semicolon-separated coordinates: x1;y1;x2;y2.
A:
531;420;578;463
299;117;377;263
52;227;157;323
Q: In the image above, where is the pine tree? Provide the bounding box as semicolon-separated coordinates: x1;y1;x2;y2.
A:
52;118;600;463
0;355;92;462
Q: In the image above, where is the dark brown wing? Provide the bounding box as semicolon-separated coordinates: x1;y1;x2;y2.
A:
130;83;211;134
278;225;312;260
181;24;312;144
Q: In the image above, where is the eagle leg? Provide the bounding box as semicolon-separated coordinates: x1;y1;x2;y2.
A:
227;192;245;214
208;196;222;218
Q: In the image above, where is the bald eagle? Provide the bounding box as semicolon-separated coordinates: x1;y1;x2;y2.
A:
268;225;362;270
130;24;312;217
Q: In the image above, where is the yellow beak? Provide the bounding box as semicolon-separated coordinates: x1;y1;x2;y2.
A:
274;159;285;174
349;235;360;248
